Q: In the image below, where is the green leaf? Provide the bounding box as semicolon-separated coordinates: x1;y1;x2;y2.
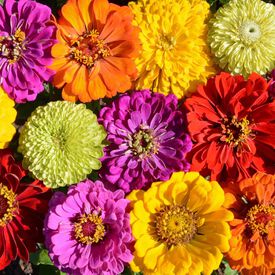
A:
222;260;239;275
30;249;53;266
38;265;66;275
120;265;143;275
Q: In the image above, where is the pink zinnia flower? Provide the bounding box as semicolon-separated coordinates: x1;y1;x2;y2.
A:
44;180;133;275
0;0;56;102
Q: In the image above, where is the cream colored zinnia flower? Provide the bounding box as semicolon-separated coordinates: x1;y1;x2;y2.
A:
129;0;215;98
208;0;275;78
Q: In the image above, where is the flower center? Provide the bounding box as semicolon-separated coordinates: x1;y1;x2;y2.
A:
74;213;105;245
69;29;110;69
221;116;252;147
239;21;261;45
154;205;204;247
247;204;275;235
129;126;159;158
157;33;176;50
0;29;25;64
0;184;17;226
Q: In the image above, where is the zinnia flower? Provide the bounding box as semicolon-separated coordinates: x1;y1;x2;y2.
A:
224;172;275;274
128;171;233;274
18;101;106;188
44;179;133;275
0;149;51;270
0;0;56;103
51;0;140;102
0;87;16;148
184;72;275;183
208;0;275;78
129;0;215;98
98;90;192;192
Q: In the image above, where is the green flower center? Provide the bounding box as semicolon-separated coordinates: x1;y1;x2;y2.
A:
154;205;204;247
0;29;25;64
129;127;159;158
70;29;110;69
52;132;67;150
221;116;252;147
74;213;106;245
239;21;261;44
247;204;275;235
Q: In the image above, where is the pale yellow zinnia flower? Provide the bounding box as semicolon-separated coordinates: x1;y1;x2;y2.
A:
129;0;215;98
208;0;275;78
127;171;233;275
0;88;16;148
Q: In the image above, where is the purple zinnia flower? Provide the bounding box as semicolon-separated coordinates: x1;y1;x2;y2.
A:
0;0;56;103
269;69;275;97
98;89;192;192
44;180;133;275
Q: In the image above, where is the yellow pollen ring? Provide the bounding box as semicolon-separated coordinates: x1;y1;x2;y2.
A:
0;28;25;64
247;204;275;235
69;29;111;69
0;184;17;227
222;116;252;147
74;213;105;245
14;29;26;43
154;205;204;247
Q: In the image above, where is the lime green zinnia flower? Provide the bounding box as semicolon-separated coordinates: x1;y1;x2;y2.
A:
208;0;275;78
18;101;106;188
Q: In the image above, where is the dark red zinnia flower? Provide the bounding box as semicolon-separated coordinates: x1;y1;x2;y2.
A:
0;149;51;270
184;72;275;183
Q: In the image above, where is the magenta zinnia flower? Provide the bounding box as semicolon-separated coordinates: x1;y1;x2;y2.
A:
44;180;133;275
0;0;56;103
99;89;192;192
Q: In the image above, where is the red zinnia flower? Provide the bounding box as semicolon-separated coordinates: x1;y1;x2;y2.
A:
0;149;51;270
184;72;275;183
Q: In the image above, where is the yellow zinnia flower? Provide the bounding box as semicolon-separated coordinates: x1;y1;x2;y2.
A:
129;0;215;98
0;88;16;148
128;171;233;275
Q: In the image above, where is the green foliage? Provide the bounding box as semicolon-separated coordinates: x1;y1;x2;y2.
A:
222;260;239;275
30;249;66;275
207;0;230;12
38;265;66;275
121;265;143;275
211;260;239;275
30;249;53;266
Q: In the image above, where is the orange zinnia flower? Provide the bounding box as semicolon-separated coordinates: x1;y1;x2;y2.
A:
50;0;140;102
224;173;275;274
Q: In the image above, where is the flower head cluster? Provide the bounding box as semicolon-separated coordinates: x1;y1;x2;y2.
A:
0;0;56;103
208;0;275;78
185;72;275;183
44;179;133;275
129;0;215;98
18;101;106;188
0;87;16;148
128;171;233;274
51;0;140;102
0;149;51;270
99;90;192;192
224;173;275;274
